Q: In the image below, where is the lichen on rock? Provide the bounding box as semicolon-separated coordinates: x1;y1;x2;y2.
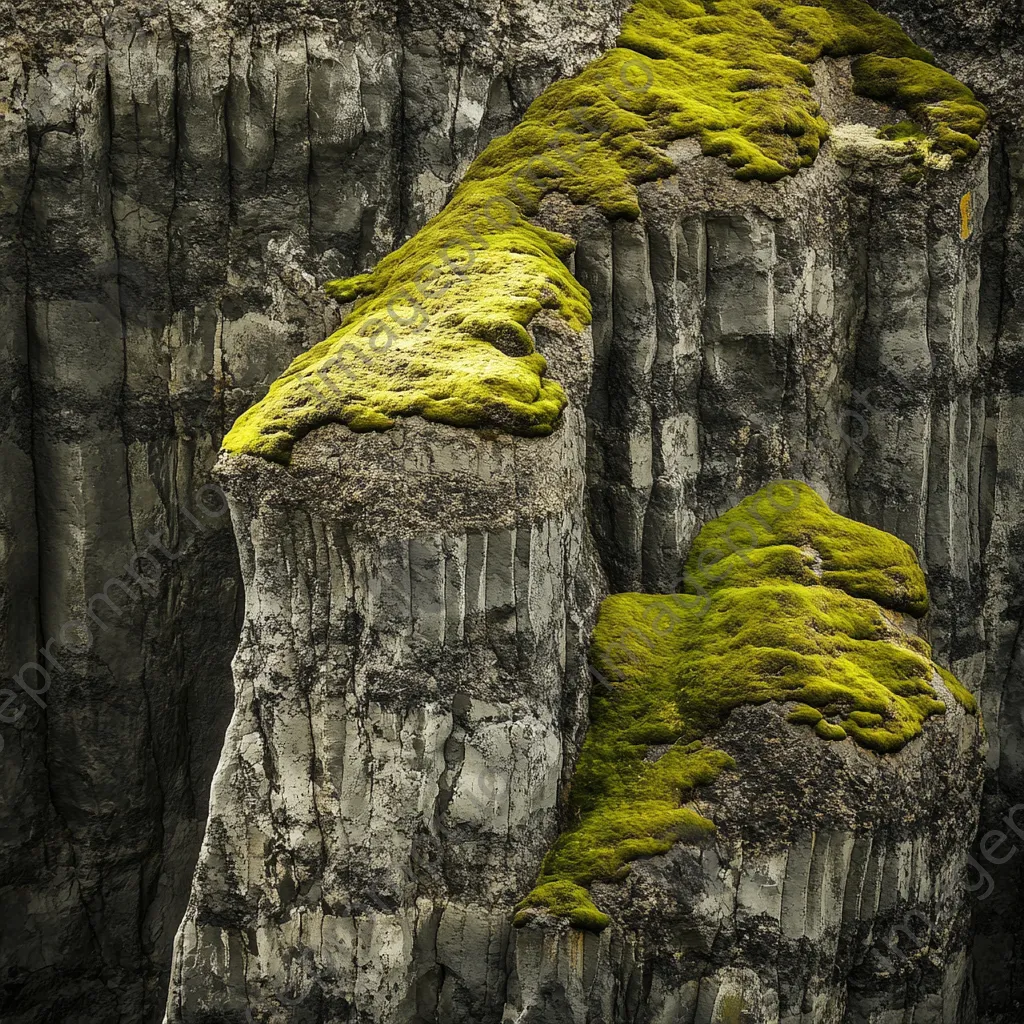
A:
221;0;986;463
515;480;978;931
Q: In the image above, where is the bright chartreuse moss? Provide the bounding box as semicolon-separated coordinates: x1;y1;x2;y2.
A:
684;478;931;615
515;481;978;931
222;1;986;462
513;745;729;930
851;54;987;160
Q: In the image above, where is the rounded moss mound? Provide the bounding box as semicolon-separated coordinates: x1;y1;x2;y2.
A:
222;1;986;463
514;480;978;932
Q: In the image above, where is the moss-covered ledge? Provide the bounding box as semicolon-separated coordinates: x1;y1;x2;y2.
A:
222;1;986;463
514;481;978;932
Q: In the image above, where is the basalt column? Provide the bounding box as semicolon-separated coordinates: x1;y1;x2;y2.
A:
165;324;604;1024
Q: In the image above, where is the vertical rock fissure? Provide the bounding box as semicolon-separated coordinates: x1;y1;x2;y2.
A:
303;29;315;257
395;0;412;241
220;34;236;444
105;35;175;997
303;515;328;878
448;41;466;190
168;35;183;318
978;133;1010;558
19;54;44;778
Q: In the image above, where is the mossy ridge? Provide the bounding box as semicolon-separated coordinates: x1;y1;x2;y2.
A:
222;1;985;462
516;481;977;932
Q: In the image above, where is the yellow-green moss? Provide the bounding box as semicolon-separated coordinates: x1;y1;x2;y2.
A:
516;481;978;931
937;664;978;715
222;1;986;462
851;54;986;160
787;703;824;725
684;479;931;615
513;881;612;931
719;994;746;1024
816;719;849;740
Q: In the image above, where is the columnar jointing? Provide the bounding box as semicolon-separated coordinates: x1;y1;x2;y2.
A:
166;405;602;1023
165;2;993;1022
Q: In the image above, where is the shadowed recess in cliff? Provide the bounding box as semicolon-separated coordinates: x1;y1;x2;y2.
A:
222;1;986;462
514;481;978;931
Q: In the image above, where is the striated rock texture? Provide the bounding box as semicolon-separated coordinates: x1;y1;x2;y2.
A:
508;696;982;1024
3;2;1023;1024
856;1;1024;1016
507;483;984;1022
168;39;994;1021
166;321;604;1022
0;1;626;1022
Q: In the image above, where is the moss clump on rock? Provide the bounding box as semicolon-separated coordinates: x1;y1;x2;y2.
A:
515;481;977;932
685;477;931;615
851;54;987;160
936;664;978;715
512;881;613;932
222;1;986;463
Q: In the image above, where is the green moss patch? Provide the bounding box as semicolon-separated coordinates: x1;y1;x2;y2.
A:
513;881;613;932
515;481;977;931
852;54;986;160
684;478;931;615
223;1;985;462
936;664;978;715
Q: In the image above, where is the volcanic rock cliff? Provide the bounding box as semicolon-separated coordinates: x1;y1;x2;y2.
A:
167;0;997;1017
0;1;625;1020
1;0;1022;1022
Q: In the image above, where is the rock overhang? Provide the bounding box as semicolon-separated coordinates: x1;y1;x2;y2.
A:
515;480;980;932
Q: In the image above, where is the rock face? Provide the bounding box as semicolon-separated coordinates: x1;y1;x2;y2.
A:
858;2;1024;1016
167;45;992;1021
166;326;603;1022
507;481;984;1023
3;2;1023;1024
507;693;982;1024
0;2;625;1022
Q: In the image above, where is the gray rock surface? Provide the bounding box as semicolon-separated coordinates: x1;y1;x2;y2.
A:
864;3;1024;1016
166;315;603;1022
3;0;1024;1022
168;54;994;1023
0;1;626;1021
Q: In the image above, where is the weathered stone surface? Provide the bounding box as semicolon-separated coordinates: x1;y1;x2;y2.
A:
853;3;1024;1017
165;324;604;1022
4;1;1024;1022
0;2;626;1021
167;54;993;1023
507;686;982;1023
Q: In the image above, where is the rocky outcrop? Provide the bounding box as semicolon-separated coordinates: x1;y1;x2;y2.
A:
166;40;993;1022
4;1;1023;1022
0;2;626;1021
507;692;982;1024
507;482;984;1023
165;319;604;1022
839;2;1024;1016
